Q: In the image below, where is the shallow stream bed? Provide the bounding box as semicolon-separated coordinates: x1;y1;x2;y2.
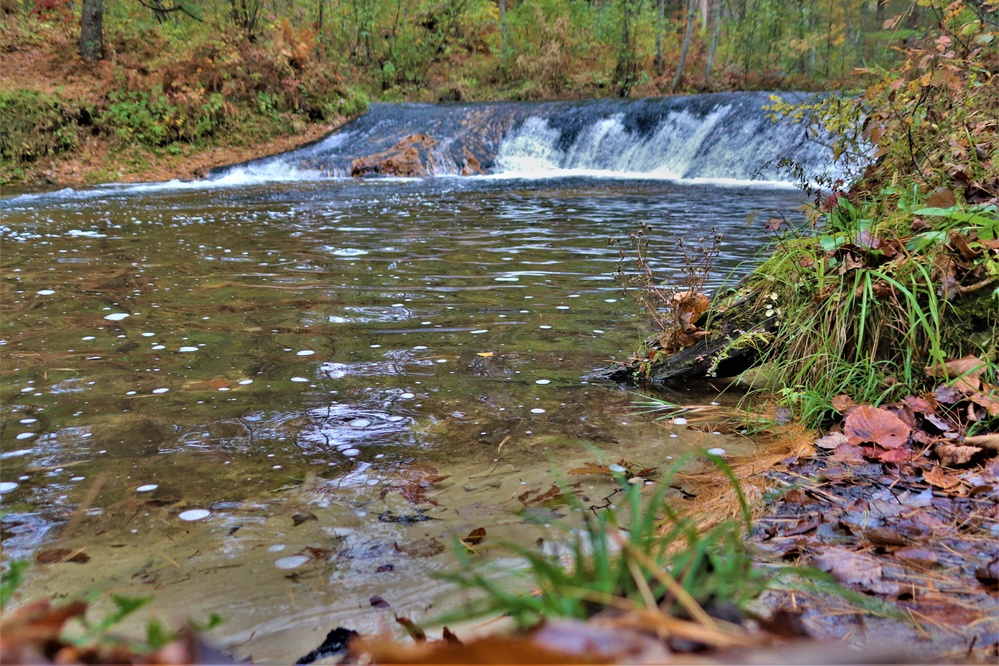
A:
1;175;802;661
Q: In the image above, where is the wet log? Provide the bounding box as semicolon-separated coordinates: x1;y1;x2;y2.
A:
591;289;778;386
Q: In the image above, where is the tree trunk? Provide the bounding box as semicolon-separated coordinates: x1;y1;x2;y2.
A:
499;0;509;75
702;0;722;86
654;0;664;76
80;0;103;61
670;0;696;92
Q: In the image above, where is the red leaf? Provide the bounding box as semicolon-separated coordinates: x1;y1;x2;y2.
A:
844;405;911;449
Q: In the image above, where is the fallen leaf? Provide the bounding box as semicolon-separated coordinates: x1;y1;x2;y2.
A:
894;547;940;568
903;395;936;414
828;442;866;462
934;385;965;404
463;527;487;546
867;446;909;463
35;549;90;564
844;405;911;449
926;355;985;391
568;462;611;476
964;433;999;451
815;432;849;450
923;466;961;489
935;442;982;466
812;547;897;595
925;187;957;209
831;395;857;414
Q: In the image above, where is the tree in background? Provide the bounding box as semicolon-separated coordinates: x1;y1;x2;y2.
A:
79;0;102;60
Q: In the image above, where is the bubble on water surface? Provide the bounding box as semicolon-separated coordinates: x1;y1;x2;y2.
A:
348;418;371;428
495;277;519;282
15;433;35;440
178;346;198;352
82;336;96;341
19;418;37;424
136;484;158;492
238;379;253;385
412;346;428;350
274;555;310;569
297;350;315;356
342;448;361;457
291;377;309;383
400;392;415;399
268;544;286;553
535;379;551;385
151;344;166;350
706;448;727;456
556;306;570;310
37;290;55;296
152;388;170;394
178;509;210;521
608;464;627;473
0;482;19;494
539;325;552;330
530;408;546;414
103;313;129;321
673;417;687;425
141;332;155;337
327;248;368;257
470;330;488;334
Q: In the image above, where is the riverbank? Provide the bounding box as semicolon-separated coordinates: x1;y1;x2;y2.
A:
0;16;365;187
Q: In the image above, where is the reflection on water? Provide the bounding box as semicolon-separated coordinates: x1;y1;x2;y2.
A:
0;177;800;661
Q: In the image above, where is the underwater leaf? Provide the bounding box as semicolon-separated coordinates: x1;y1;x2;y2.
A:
844;406;911;449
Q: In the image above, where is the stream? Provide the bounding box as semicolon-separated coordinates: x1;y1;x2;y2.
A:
0;93;826;662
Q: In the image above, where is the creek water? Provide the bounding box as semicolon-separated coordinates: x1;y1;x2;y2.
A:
0;94;824;662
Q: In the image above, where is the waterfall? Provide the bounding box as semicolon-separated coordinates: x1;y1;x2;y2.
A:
215;92;844;186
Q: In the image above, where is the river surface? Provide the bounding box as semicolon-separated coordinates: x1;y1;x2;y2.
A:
0;95;818;662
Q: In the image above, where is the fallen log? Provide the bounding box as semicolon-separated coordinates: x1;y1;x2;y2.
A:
591;289;778;386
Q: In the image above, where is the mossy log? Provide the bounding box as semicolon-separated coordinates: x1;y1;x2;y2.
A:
592;289;779;386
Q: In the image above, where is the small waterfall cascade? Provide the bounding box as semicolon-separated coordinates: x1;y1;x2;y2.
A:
215;92;843;186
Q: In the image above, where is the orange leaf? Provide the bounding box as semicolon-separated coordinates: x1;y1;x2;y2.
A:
844;405;911;449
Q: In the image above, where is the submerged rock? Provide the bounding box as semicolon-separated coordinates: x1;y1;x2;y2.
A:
351;134;437;177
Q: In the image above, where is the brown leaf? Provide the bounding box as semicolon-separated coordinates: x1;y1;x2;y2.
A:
934;384;965;404
964;433;999;451
828;442;866;462
813;547;894;594
923;466;961;489
831;394;857;414
903;395;936;415
35;549;90;564
894;547;940;568
935;442;981;466
925;187;957;209
968;389;999;417
815;432;849;450
673;290;710;326
868;446;910;463
844;405;911;449
568;462;610;476
948;231;981;260
463;527;487;546
862;527;908;547
925;355;986;391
